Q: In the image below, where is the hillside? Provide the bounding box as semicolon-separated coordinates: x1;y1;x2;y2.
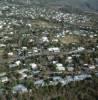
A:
3;0;98;12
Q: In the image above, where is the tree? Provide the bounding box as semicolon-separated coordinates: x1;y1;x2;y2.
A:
2;50;8;59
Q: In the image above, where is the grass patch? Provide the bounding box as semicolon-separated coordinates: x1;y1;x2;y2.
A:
59;35;80;45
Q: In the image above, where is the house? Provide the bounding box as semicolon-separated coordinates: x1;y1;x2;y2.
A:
8;52;14;56
4;36;9;39
47;55;54;61
15;60;21;66
47;76;65;86
17;69;28;74
67;67;74;72
30;63;37;70
83;64;95;70
66;76;73;83
0;44;6;48
88;65;96;70
89;35;94;38
74;74;92;81
32;70;40;75
9;32;14;35
34;79;44;87
83;64;88;67
77;47;85;52
12;84;28;94
95;58;98;67
28;39;34;43
0;25;3;29
53;61;58;64
9;63;17;68
17;69;28;80
56;63;65;71
48;47;60;53
49;81;58;86
0;72;6;77
52;76;63;82
1;77;9;83
52;39;59;43
41;36;49;43
70;47;85;54
19;73;27;80
0;72;9;83
33;47;38;53
22;47;27;51
66;56;72;63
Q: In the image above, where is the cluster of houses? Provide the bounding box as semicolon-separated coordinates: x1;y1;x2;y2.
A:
0;2;98;94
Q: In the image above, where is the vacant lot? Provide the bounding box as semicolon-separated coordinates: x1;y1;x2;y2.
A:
32;19;60;28
60;35;80;45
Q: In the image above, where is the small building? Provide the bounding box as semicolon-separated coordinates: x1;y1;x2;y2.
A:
66;56;72;63
12;84;28;94
30;63;37;70
67;67;74;72
0;44;6;48
22;47;27;51
8;52;14;56
15;60;21;66
48;47;60;53
41;36;49;43
56;63;65;71
33;47;38;53
1;77;9;83
9;64;17;68
18;69;28;74
89;65;96;70
34;79;44;87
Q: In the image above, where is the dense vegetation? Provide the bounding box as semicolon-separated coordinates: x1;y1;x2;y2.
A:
0;74;98;100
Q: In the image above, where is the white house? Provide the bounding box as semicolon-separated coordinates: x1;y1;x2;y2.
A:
77;47;85;52
1;77;9;83
0;44;6;48
8;52;14;56
30;63;37;70
89;65;96;70
15;60;21;66
67;67;74;72
33;47;38;53
41;36;49;43
48;47;60;53
56;63;65;71
22;47;27;50
66;56;72;63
